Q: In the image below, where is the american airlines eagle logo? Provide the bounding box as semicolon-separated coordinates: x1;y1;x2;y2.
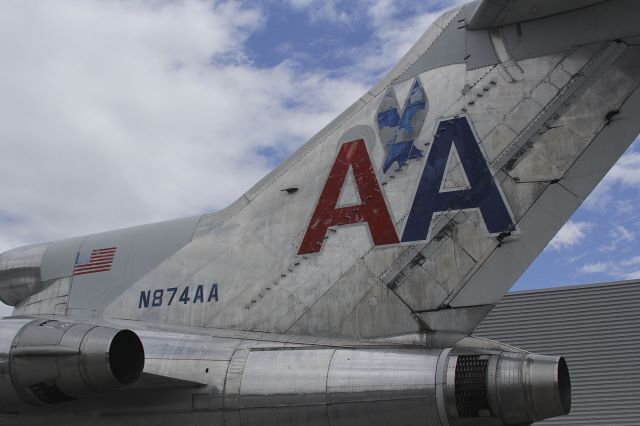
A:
298;79;515;255
376;79;427;173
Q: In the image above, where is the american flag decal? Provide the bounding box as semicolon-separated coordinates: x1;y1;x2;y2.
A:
73;247;117;276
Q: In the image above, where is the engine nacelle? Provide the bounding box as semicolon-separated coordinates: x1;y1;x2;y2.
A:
0;319;144;412
218;345;570;426
445;352;571;424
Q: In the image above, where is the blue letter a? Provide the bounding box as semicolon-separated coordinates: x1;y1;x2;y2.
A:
402;117;514;243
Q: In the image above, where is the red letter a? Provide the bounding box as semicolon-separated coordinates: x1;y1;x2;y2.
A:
298;139;399;255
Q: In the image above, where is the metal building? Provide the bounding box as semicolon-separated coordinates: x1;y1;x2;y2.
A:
475;280;640;425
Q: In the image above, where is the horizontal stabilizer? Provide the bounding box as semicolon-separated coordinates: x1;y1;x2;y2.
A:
467;0;606;30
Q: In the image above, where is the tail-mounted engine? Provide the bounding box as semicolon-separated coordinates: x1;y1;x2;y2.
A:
215;344;570;426
446;352;571;424
0;319;144;412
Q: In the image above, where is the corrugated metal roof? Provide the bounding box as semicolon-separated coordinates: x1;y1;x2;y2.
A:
475;280;640;425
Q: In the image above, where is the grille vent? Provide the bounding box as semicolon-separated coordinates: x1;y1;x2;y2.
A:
455;355;490;417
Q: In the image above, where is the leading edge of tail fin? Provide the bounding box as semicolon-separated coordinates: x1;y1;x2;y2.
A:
105;2;640;343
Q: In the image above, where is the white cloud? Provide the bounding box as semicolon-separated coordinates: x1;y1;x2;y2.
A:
548;220;592;251
577;255;640;281
288;0;314;8
354;4;452;77
578;262;610;274
0;0;368;252
606;151;640;186
620;256;640;267
599;224;635;251
281;0;462;79
284;0;353;24
612;225;635;241
620;270;640;280
585;140;640;211
566;253;587;264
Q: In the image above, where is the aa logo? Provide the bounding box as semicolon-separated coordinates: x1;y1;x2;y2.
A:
298;84;515;255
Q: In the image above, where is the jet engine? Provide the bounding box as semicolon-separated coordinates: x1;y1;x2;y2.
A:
214;344;570;426
0;319;144;412
445;351;571;424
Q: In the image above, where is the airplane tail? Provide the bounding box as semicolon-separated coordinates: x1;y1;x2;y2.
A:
102;0;640;343
2;0;640;346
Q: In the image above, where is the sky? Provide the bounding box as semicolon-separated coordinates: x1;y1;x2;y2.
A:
0;0;638;316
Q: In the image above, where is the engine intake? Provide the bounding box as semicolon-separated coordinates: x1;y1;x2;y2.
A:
0;319;144;412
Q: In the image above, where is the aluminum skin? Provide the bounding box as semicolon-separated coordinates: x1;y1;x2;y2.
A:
0;0;639;424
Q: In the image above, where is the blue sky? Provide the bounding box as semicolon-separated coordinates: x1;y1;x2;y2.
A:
513;139;640;290
0;0;638;319
245;0;453;73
